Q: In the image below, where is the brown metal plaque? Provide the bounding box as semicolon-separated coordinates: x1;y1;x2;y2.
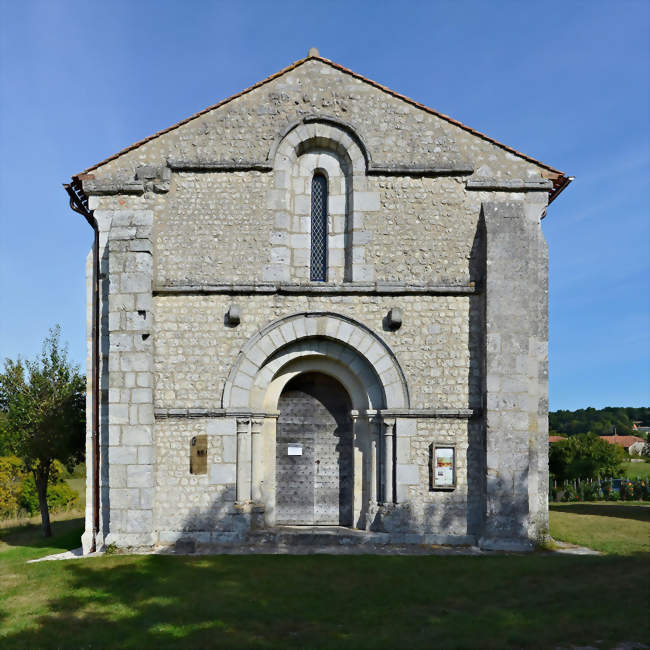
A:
190;434;208;474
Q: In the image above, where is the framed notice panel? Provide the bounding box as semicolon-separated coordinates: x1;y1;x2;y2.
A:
432;445;456;489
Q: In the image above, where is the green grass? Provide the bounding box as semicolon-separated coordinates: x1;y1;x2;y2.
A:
549;502;650;554
618;461;650;479
0;507;648;649
65;477;86;510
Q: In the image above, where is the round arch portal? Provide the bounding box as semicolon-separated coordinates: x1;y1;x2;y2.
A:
222;312;410;411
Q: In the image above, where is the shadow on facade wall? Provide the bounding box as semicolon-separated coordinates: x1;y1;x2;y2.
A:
100;245;111;539
466;215;487;539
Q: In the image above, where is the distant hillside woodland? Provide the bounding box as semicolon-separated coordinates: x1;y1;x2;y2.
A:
549;407;650;438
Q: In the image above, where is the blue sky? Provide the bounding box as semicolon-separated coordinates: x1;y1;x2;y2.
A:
0;0;648;410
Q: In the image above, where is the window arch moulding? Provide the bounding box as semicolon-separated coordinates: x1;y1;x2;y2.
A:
264;121;380;284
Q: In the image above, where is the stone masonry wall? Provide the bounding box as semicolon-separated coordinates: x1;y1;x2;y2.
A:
153;294;482;412
87;59;549;185
154;172;483;287
153;415;478;541
155;171;274;286
385;418;473;541
155;417;246;543
368;176;482;284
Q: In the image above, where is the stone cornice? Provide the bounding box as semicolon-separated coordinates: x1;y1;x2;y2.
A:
367;162;473;175
167;159;274;172
153;282;478;296
379;408;480;419
155;407;480;420
466;178;553;191
81;179;144;195
155;408;279;419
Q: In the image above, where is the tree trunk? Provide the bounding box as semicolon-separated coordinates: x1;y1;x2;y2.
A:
34;468;52;537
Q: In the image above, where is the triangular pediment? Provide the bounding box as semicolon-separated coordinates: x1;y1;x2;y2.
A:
74;53;569;201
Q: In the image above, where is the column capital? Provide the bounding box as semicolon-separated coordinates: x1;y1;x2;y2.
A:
250;418;264;433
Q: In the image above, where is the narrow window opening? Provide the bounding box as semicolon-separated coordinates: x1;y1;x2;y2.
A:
310;173;327;281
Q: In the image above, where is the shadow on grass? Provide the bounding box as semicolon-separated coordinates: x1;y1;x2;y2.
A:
550;503;650;523
4;552;650;649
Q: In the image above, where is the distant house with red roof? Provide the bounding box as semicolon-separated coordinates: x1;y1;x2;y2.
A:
599;434;646;452
549;435;567;445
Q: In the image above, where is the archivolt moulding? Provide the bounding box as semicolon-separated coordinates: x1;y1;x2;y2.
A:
221;312;410;410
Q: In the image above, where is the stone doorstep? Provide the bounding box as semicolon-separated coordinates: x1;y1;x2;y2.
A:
247;525;391;546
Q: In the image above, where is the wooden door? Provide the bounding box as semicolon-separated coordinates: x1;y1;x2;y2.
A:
275;372;353;525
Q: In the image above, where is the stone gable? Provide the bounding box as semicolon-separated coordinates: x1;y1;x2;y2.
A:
82;57;557;185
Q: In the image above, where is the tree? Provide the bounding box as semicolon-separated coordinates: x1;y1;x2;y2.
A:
0;326;85;536
549;432;625;482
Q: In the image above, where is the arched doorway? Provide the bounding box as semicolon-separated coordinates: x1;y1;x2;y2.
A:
275;372;353;526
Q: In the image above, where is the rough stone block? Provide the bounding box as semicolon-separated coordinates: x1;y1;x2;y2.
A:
122;426;152;446
223;436;237;462
396;436;411;464
209;463;236;485
131;388;153;403
109;464;127;489
137;446;155;464
140;488;155;509
120;353;153;373
109;404;129;425
263;264;290;282
121;273;151;294
396;463;419;485
354;192;380;211
126;508;153;533
109;446;137;465
111;488;140;508
127;465;153;488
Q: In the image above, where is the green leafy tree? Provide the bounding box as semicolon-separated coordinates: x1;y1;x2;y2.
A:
549;406;650;437
549;432;625;481
0;326;85;536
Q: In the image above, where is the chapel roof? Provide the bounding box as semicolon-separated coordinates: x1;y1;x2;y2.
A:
73;51;571;203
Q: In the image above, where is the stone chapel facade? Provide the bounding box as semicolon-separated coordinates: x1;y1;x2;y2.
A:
66;50;571;553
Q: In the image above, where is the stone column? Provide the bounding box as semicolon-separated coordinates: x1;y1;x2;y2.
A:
480;198;549;551
369;415;379;504
236;417;251;503
250;418;264;503
382;418;395;504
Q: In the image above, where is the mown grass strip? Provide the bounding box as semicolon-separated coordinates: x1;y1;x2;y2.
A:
0;507;648;649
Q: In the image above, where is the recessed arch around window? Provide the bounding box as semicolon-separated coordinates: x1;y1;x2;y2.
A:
265;121;379;284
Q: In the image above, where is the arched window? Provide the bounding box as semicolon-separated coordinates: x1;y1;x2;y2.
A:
310;173;328;281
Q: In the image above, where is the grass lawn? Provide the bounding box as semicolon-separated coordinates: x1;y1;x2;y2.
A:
549;502;650;554
0;507;648;649
66;477;86;510
619;461;650;479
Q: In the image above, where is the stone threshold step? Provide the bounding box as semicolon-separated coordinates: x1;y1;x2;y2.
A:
247;526;391;545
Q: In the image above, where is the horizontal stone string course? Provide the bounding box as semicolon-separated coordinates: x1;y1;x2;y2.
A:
465;178;553;191
167;159;274;172
167;159;476;176
153;282;478;296
367;163;474;175
154;408;481;419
